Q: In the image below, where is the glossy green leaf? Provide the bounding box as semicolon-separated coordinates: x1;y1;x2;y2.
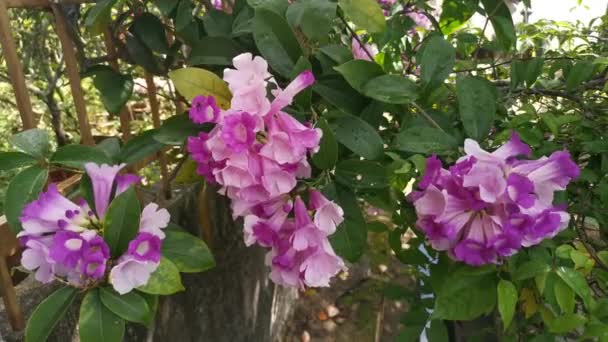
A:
456;76;497;140
512;260;551;281
252;9;303;77
393;127;458;155
334;60;384;93
125;33;166;75
434;270;498;321
131;13;169;54
497;280;517;330
79;289;125;342
419;35;455;90
329;184;367;262
524;57;544;87
439;0;478;35
10;128;50;159
5;166;48;234
168;67;232;108
118;129;165;165
547;313;587;334
103;187;141;257
554;278;575;314
555;267;596;310
286;0;337;40
565;60;595;90
0;152;36;171
312;118;338;169
331;114;384;160
154;114;207;145
84;0;119;35
313;76;369;115
99;287;153;325
175;0;193;31
202;9;234;37
427;319;449;342
362;75;418;104
50;145;112;169
153;0;178;15
188;37;242;66
162;230;216;273
96;138;122;163
338;0;385;33
335;159;388;189
138;257;185;295
480;0;516;51
25;287;78;342
83;65;133;115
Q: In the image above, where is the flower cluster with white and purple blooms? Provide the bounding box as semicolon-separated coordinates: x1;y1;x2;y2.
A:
18;163;170;294
187;53;345;289
410;133;580;266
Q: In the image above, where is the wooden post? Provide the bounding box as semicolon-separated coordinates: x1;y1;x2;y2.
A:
51;4;94;145
0;215;24;332
103;29;132;142
145;73;171;198
0;1;35;129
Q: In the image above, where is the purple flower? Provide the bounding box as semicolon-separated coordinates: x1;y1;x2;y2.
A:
410;133;579;266
351;37;378;61
115;173;140;195
190;95;221;124
139;203;170;239
221;112;257;153
109;257;159;295
81;234;110;280
308;190;343;235
127;233;162;263
21;237;55;283
84;163;126;218
49;231;87;268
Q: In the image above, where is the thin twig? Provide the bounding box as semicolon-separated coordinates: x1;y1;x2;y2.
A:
337;11;375;61
410;101;446;133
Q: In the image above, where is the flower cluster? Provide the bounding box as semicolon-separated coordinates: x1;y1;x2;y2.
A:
410;134;579;266
18;163;170;294
187;53;345;288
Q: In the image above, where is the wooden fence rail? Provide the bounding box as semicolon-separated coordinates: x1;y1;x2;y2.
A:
0;0;173;330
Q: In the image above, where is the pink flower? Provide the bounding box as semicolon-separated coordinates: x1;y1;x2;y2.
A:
189;95;220;124
410;133;579;266
309;190;344;235
351;37;378;61
221;112;257;153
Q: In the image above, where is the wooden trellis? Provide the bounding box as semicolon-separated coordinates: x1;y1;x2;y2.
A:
0;0;172;331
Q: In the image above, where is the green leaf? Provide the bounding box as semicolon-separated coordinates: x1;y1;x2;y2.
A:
286;0;337;40
153;0;178;15
547;313;587;334
335;159;388;189
175;0;193;31
362;75;418;104
103;187;141;257
168;67;232;109
84;0;119;35
338;0;385;33
419;35;455;90
456;76;497;140
25;287;77;342
555;267;596;310
312;118;338;170
313;76;369;115
480;0;516;51
524;57;544;87
393;127;458;155
439;0;478;35
252;8;303;77
131;13;169;54
162;230;216;273
334;60;384;93
554;278;575;314
50;145;112;169
331;114;384;160
247;0;289;14
154;114;207;145
10;128;50;159
329;184;367;262
513;260;551;281
427;320;449;342
99;287;153;325
125;32;166;75
510;60;525;89
83;65;133;115
202;9;234;37
5;166;48;234
96;138;122;163
118;129;165;165
566;60;595;90
433;270;497;321
79;289;125;342
497;280;517;330
138;257;185;295
0;152;36;171
187;37;242;66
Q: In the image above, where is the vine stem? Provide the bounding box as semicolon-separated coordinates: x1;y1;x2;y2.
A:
337;11;375;61
410;101;446;133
